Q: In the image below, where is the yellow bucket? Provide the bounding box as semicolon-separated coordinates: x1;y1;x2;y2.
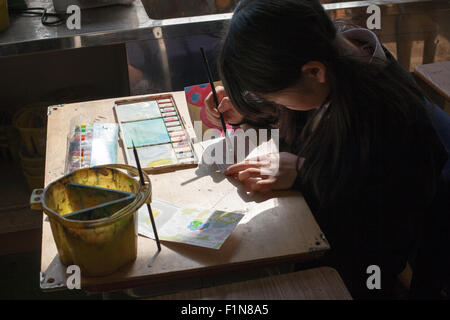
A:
30;164;152;277
0;0;9;32
13;106;47;156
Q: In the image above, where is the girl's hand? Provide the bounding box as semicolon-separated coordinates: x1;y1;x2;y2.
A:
205;86;244;126
224;152;305;193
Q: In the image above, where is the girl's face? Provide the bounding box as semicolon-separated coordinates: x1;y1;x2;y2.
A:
260;61;330;111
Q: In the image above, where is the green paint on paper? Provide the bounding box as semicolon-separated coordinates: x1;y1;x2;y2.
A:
122;118;170;148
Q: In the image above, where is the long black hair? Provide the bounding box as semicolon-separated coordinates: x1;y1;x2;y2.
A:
219;0;438;209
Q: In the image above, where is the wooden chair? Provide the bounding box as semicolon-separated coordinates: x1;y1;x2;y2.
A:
414;61;450;115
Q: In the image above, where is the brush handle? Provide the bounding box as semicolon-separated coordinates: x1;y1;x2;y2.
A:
132;142;162;251
147;204;161;251
133;147;145;184
200;47;228;135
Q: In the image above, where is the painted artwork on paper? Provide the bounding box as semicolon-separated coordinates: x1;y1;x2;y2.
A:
184;81;237;138
122;118;170;148
159;208;244;249
116;101;161;122
127;144;178;168
114;95;198;171
138;202;244;249
138;198;180;239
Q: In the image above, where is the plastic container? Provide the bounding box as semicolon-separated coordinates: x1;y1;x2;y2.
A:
0;0;9;32
20;146;45;190
30;164;152;277
64;119;118;175
5;125;21;161
23;165;44;177
25;173;44;191
20;147;45;169
13;106;47;157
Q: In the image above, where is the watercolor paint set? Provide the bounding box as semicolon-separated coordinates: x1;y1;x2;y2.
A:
114;94;198;173
65;122;118;174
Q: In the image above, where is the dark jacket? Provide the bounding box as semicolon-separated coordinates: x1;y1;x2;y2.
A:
293;49;449;299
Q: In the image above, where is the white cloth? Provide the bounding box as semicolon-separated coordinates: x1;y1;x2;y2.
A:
341;27;387;64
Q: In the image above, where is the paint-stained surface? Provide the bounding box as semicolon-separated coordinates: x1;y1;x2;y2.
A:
116;100;161;122
122;118;171;148
35;166;151;276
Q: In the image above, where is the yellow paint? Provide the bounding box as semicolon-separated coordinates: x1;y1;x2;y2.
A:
194;235;210;241
31;165;152;277
159;234;185;242
149;158;176;167
146;208;161;225
211;211;239;224
181;208;198;215
197;210;210;219
160;234;210;242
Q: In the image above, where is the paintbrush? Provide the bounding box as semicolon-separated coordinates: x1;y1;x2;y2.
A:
132;140;161;251
200;47;228;136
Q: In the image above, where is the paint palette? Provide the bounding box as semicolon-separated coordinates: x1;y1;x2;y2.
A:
114;94;198;173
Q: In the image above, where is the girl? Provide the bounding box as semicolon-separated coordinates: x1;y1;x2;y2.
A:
205;0;449;298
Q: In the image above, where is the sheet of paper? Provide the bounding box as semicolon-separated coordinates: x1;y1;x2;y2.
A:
90;123;118;167
199;135;279;172
116;101;161;122
138;200;244;249
122;118;171;148
128;144;178;168
158;208;244;249
246;138;279;159
200;137;230;172
138;198;180;239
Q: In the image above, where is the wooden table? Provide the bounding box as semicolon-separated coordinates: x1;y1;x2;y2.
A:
39;91;329;293
150;267;352;300
414;61;450;115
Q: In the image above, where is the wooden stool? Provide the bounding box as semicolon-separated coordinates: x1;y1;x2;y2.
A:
150;267;352;300
414;61;450;115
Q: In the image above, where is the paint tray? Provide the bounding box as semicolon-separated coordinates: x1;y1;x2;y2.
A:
30;165;152;277
64;120;118;174
114;94;198;173
62;183;136;221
